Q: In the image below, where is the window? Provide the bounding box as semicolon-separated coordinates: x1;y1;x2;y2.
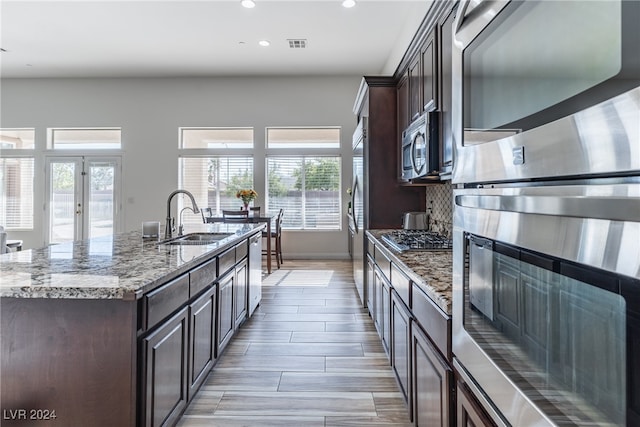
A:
0;129;35;229
180;157;254;220
179;128;255;225
49;128;122;150
0;128;35;149
180;127;253;149
266;127;341;230
267;127;340;149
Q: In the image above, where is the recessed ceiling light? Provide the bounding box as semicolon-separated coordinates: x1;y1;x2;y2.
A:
258;40;270;47
342;0;356;8
241;0;255;8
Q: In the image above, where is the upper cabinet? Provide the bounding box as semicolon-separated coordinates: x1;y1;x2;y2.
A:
395;1;457;182
422;31;437;113
408;54;422;123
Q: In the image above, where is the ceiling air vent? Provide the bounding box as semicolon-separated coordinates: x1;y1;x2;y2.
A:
288;39;307;49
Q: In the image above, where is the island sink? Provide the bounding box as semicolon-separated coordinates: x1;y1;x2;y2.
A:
160;232;233;245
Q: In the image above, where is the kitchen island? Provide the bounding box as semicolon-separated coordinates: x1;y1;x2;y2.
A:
0;223;264;427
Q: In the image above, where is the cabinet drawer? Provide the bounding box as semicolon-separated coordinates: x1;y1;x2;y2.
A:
375;246;392;283
391;263;411;307
144;274;190;330
412;282;451;361
219;247;236;276
235;240;248;261
190;257;217;298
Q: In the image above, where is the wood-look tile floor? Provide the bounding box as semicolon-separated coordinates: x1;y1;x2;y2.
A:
177;260;412;427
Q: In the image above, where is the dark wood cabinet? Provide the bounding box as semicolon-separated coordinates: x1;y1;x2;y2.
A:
391;290;412;406
366;253;375;317
141;306;189;427
381;274;391;356
397;75;409;136
234;258;248;327
437;4;456;177
188;285;217;399
412;322;453;427
421;30;437;112
217;269;235;354
457;381;497;427
354;76;425;228
408;55;422;122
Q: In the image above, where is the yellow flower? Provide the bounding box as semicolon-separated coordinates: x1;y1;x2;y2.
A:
236;189;258;204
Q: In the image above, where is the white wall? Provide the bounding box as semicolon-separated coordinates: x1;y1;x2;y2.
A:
0;76;361;257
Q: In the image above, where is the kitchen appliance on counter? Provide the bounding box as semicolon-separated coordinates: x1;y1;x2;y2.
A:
401;111;439;180
382;230;452;252
451;1;640;426
402;211;429;230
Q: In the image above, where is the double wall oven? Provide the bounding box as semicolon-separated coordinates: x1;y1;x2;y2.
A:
451;1;640;426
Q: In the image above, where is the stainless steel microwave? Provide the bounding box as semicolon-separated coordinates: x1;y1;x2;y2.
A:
451;0;640;185
401;111;439;180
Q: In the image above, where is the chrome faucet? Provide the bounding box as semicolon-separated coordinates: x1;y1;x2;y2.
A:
178;206;194;236
165;189;199;239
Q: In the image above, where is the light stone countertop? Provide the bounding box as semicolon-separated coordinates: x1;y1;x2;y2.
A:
367;229;453;315
0;223;264;300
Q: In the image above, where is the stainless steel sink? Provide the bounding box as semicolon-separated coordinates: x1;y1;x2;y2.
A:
160;232;233;245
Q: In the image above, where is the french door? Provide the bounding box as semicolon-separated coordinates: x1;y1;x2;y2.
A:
46;156;121;244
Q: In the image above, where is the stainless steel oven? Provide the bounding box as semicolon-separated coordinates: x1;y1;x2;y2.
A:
453;182;640;426
401;111;439;180
451;0;640;185
451;3;640;424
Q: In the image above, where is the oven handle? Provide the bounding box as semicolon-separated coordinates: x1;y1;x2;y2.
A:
455;194;639;222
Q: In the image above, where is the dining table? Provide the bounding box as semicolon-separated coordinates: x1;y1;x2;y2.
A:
203;212;276;274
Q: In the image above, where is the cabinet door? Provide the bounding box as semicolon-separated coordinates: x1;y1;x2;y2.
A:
456;381;496;427
381;277;391;356
217;271;234;354
412;323;452;427
188;285;217;400
234;259;248;328
391;290;412;405
374;267;384;339
366;255;375;316
438;6;456;175
422;30;437;111
408;55;422;122
141;307;189;427
397;75;409;133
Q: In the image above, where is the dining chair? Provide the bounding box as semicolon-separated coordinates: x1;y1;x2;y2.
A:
201;207;214;223
249;206;261;216
262;209;284;268
222;209;249;222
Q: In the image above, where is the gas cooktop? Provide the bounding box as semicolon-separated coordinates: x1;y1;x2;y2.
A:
381;230;453;252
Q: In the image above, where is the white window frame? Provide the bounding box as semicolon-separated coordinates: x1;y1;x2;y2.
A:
266;126;342;231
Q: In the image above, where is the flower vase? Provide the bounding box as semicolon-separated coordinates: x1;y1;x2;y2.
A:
243;203;249;211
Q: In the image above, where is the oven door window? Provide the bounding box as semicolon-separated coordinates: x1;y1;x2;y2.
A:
462;0;638;146
464;234;627;426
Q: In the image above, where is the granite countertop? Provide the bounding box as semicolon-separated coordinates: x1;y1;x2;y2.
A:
0;223;264;300
367;229;453;315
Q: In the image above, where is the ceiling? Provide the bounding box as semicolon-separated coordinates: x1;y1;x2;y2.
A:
0;0;431;79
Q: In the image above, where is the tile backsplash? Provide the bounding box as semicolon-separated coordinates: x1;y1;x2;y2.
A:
426;183;453;237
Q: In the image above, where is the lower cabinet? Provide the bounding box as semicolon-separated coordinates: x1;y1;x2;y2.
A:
188;285;217;399
217;269;235;354
366;254;375;316
141;307;189;427
456;381;496;427
234;258;248;327
391;290;412;405
412;323;453;427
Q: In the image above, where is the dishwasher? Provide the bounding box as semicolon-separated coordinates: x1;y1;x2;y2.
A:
248;232;262;315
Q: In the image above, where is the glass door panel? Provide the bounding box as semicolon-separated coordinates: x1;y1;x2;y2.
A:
86;160;117;239
49;159;82;244
47;157;120;244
